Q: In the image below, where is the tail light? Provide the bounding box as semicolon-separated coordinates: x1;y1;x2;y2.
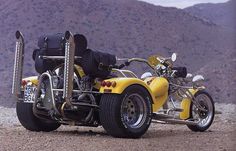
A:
106;81;112;87
111;81;117;87
101;81;117;87
21;80;28;87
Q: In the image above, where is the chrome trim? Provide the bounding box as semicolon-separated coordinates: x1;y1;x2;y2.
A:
12;31;24;97
41;56;81;60
112;69;138;78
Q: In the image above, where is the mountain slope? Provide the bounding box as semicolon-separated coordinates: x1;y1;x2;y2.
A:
185;0;236;30
0;0;235;107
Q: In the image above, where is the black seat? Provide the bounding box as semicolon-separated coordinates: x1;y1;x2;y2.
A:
74;34;116;78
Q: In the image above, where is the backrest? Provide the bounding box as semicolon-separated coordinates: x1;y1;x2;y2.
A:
74;34;88;56
37;33;65;56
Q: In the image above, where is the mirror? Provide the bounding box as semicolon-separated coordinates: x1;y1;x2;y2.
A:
186;73;193;78
171;53;177;62
192;75;204;83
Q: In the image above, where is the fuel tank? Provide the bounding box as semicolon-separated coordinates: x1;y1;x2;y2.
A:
144;77;169;111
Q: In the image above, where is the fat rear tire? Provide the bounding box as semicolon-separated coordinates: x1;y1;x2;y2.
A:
99;85;152;138
16;102;60;132
187;90;215;132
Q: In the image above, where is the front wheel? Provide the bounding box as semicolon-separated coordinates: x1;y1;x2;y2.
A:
187;90;215;132
99;85;152;138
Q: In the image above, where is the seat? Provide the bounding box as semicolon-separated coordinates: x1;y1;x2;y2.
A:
74;34;116;78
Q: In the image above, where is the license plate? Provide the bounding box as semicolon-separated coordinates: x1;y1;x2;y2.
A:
23;85;36;103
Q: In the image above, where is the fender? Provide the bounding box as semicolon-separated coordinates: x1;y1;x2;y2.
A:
22;76;38;85
180;88;203;120
99;77;169;112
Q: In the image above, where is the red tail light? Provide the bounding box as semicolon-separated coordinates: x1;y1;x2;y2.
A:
21;80;28;86
101;81;116;87
101;81;106;87
106;81;112;87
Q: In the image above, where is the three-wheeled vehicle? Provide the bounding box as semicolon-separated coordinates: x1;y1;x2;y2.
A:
12;31;214;138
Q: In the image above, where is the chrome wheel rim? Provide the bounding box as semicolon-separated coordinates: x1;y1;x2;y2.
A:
192;94;213;127
121;93;147;128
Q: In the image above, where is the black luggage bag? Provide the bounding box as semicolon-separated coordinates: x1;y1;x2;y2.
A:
33;33;116;78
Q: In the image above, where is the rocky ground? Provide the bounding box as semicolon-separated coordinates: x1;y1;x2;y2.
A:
0;103;235;151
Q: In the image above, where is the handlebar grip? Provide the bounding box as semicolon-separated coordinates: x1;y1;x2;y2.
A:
118;64;125;69
125;61;130;66
172;66;187;78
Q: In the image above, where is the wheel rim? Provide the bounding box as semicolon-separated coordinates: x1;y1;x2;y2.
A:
192;94;213;128
121;93;147;129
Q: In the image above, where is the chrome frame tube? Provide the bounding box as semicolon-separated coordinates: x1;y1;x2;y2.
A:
41;56;81;60
12;31;24;98
34;72;60;115
152;119;198;126
112;69;138;78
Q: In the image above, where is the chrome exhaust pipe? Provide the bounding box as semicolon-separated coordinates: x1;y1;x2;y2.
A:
63;31;75;106
12;31;24;98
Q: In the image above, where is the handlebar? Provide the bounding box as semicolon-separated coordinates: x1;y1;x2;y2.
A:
116;57;154;69
127;58;155;69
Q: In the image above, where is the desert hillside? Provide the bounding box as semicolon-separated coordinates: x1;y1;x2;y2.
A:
185;0;236;31
0;0;235;107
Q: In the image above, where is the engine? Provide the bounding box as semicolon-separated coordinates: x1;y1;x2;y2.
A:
34;70;98;125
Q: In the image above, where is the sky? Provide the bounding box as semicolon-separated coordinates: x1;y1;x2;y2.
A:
138;0;230;8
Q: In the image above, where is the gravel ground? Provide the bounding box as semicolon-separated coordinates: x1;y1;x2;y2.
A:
0;103;235;151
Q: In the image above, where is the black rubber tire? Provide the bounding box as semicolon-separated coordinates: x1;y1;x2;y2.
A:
187;90;215;132
99;85;152;138
16;102;61;132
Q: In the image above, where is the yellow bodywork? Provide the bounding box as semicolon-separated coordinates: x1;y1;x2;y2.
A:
74;65;85;77
23;67;196;117
99;77;169;112
179;89;199;120
23;76;38;85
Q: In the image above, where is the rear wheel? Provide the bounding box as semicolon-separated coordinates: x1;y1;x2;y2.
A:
187;90;215;132
16;102;60;132
99;85;152;138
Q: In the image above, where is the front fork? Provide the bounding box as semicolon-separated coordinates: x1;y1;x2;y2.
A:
182;88;207;112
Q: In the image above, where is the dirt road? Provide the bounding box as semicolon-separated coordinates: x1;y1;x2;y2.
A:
0;103;235;151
